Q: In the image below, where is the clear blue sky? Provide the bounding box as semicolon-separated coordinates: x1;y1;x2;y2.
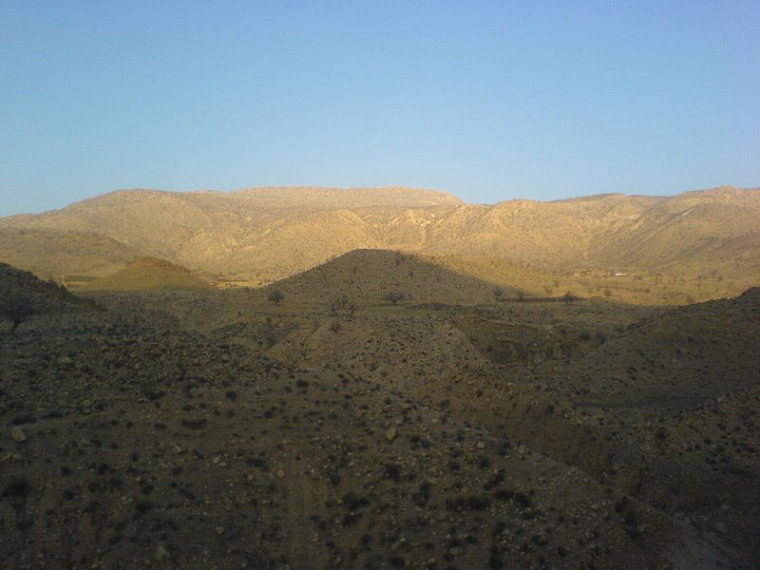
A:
1;1;758;215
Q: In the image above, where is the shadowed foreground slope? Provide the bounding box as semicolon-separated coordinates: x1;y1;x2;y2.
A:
4;267;757;568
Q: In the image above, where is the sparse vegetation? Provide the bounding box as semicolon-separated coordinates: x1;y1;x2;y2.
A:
267;289;285;305
0;293;36;333
384;291;406;304
329;293;350;315
0;190;758;570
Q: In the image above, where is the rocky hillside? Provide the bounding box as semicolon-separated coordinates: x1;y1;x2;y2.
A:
0;263;86;332
525;288;760;561
5;284;758;568
0;262;82;310
1;186;758;298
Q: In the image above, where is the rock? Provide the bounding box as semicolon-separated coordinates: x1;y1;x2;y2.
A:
11;427;27;443
154;545;170;561
57;356;74;367
385;427;397;442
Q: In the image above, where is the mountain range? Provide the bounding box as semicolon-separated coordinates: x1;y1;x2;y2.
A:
1;185;758;302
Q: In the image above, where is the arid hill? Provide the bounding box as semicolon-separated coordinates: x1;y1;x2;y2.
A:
78;257;212;292
0;187;461;283
0;263;86;332
261;249;525;305
1;185;758;302
0;227;142;282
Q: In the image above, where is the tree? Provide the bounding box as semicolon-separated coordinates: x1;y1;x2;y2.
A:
267;289;285;305
492;287;504;303
329;293;350;315
0;293;36;334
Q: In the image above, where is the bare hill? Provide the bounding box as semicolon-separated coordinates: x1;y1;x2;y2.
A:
589;187;760;278
2;185;758;301
0;263;86;332
78;257;212;291
0;227;143;281
262;249;525;305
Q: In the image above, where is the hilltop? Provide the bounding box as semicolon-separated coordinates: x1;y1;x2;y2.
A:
77;257;212;292
262;249;525;306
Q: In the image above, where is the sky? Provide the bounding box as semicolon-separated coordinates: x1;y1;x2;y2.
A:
1;0;759;215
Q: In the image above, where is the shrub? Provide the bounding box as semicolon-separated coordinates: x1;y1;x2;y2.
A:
329;293;350;315
445;494;491;512
0;293;36;334
267;289;285;305
384;291;405;304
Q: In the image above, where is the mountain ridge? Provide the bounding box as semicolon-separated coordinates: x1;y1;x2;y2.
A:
1;185;758;302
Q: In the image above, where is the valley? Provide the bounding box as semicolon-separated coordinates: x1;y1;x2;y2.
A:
1;186;759;569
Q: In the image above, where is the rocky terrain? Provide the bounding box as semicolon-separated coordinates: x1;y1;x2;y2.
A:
1;185;758;303
0;263;88;332
2;262;758;569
